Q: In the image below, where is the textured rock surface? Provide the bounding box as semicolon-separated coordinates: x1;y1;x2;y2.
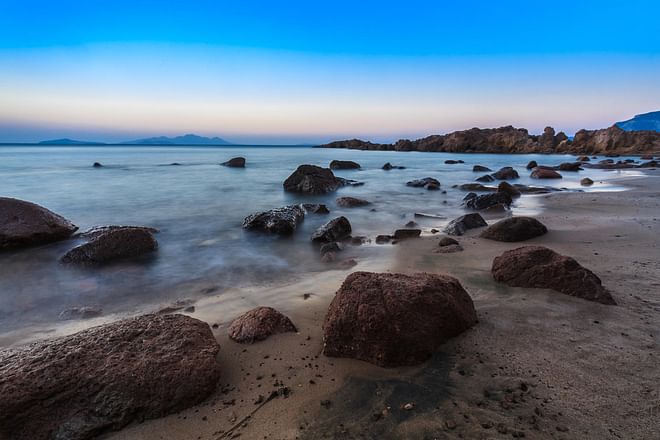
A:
242;205;305;235
444;213;488;236
492;167;520;180
61;226;158;264
283;165;344;194
336;197;370;207
406;177;440;189
323;272;478;367
464;192;512;210
221;157;246;167
0;314;221;440
228;306;297;343
311;216;352;243
531;168;562;179
492;246;616;305
0;197;78;250
329;160;360;169
480;217;548;242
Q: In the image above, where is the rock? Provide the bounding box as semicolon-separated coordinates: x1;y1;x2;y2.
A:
242;205;305;235
526;160;538;169
491;246;616;304
322;272;478;367
382;162;405;170
320;242;341;255
228;306;297;343
301;203;330;214
92;162;103;168
405;221;418;228
497;181;522;198
464;192;513;210
492;167;519;180
311;216;352;243
221;157;246;167
406;177;440;189
480;217;548;242
336;197;370;207
0;314;221;440
459;183;496;192
444;159;464;164
77;225;158;240
539;126;556;149
329;160;360;169
349;235;369;245
375;235;392;244
639;160;658;168
436;244;463;253
0;198;78;250
578;156;591;161
425;182;441;190
393;229;421;239
283;165;345;194
439;236;459;246
444;213;488;236
58;306;102;320
530;168;562;179
476;174;495;182
556;162;582;171
60;226;157;265
473;165;492;172
580;177;594;186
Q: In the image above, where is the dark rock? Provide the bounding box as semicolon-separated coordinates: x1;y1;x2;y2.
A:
639;160;658;168
301;203;330;214
393;229;421;239
492;246;616;304
311;216;352;243
473;165;492;172
336;197;370;207
577;156;591;161
228;306;297;343
329;160;360;170
444;160;464;164
464;192;513;210
497;181;521;198
526;160;538;169
444;213;488;236
425;182;441;190
480;217;548;242
439;236;459;246
459;183;496;192
476;174;495;182
492;167;519;180
405;221;418;228
0;314;221;440
320;242;341;255
531;168;562;179
61;226;157;264
382;162;405;170
283;165;344;194
375;235;392;244
77;225;158;240
92;162;103;168
580;177;594;186
406;177;440;189
221;157;246;167
322;272;478;367
0;197;78;250
556;162;582;171
242;205;305;235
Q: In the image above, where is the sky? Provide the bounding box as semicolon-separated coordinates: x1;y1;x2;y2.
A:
0;0;659;144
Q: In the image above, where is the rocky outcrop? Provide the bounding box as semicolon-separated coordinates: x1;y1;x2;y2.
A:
491;246;616;305
492;167;519;180
336;197;370;207
283;165;345;194
0;197;78;250
311;216;352;243
322;272;478;367
221;157;246;167
60;226;157;264
0;314;221;440
228;306;297;343
329;160;360;170
531;168;562;179
444;213;488;236
406;177;440;190
242;205;305;235
497;181;521;198
480;217;548;242
464;192;512;211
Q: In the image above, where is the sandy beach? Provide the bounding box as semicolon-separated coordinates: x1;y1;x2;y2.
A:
94;170;660;440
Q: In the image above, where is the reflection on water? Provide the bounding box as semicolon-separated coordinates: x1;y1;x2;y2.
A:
0;145;641;340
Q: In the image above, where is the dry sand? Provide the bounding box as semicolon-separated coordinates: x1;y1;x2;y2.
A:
104;172;660;440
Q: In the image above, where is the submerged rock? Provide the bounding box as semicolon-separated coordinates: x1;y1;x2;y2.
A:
382;162;405;170
329;160;361;169
497;181;522;198
580;177;594;186
476;174;495;182
301;203;330;214
320;242;341;255
0;197;78;250
336;196;370;207
531;168;562;179
283;165;345;194
242;205;305;235
228;306;297;343
463;192;513;211
492;246;616;305
61;226;158;264
480;217;548;242
322;272;478;367
92;162;103;168
526;160;538;169
444;159;464;164
444;213;488;236
375;235;392;244
311;216;352;243
492;167;519;180
392;229;421;239
0;314;221;440
406;177;440;190
556;162;582;171
221;157;246;167
473;165;492;172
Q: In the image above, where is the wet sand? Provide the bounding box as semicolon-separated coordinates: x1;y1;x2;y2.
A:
100;171;658;439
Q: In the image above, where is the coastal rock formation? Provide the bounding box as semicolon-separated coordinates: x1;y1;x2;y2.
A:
60;226;158;264
221;157;246;167
406;177;440;190
557;162;582;171
464;192;512;210
444;213;488;236
392;229;421;239
382;162;405;170
329;160;360;169
526;160;538;169
492;166;519;180
473;165;491;172
476;174;495;182
336;196;370;207
0;314;221;440
242;205;305;235
531;168;562;179
491;246;616;305
0;197;78;250
322;272;478;367
480;217;548;242
228;306;297;343
311;216;352;243
497;181;521;198
283;165;345;194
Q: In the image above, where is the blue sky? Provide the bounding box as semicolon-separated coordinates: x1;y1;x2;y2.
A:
1;0;659;143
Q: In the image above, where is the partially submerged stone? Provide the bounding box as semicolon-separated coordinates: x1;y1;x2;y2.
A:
242;205;305;235
480;217;548;242
61;226;158;264
444;213;488;236
311;216;352;243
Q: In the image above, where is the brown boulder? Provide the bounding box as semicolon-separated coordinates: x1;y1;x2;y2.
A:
322;272;478;367
480;217;548;242
491;246;615;304
526;160;538;169
228;306;297;343
0;197;78;250
0;314;221;440
530;168;562;179
580;177;594;186
557;162;582;171
336;196;370;207
492;166;519;180
497;181;521;198
60;226;158;264
283;165;344;194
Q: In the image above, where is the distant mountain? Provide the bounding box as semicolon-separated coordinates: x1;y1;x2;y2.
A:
120;134;231;145
616;111;660;132
39;138;106;145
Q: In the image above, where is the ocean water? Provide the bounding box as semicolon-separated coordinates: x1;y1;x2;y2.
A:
0;145;642;336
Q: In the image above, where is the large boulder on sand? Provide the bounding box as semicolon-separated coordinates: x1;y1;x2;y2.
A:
283;165;345;194
444;213;487;236
329;160;360;170
60;226;158;264
0;314;221;440
242;205;305;235
228;306;297;343
0;197;78;250
491;246;616;305
322;272;478;367
480;217;548;242
221;157;246;167
311;216;352;243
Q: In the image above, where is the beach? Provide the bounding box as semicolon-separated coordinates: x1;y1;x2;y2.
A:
92;171;660;440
